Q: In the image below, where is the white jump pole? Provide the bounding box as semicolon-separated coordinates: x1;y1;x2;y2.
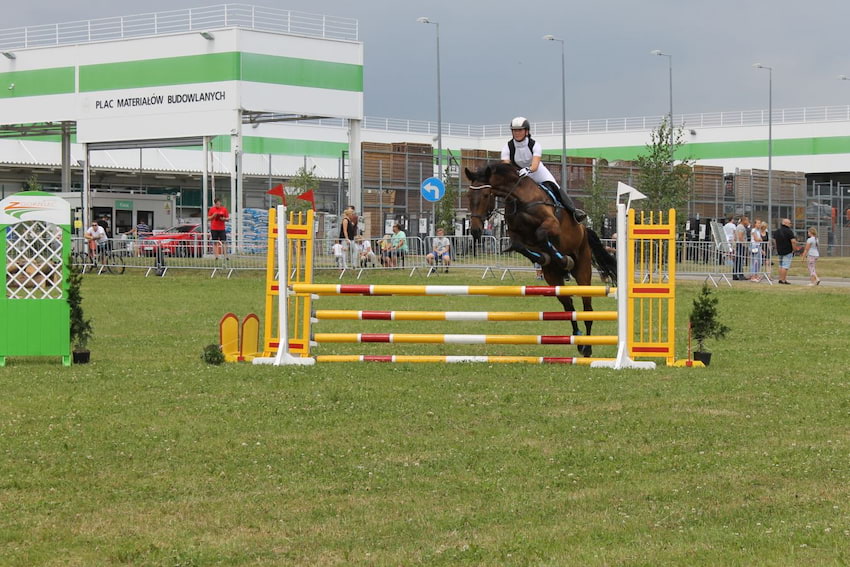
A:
591;201;655;370
253;205;315;366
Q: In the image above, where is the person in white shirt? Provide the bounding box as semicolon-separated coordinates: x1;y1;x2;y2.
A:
723;216;737;276
801;227;821;286
354;235;376;267
426;228;452;272
331;240;346;269
84;220;108;255
501;116;586;223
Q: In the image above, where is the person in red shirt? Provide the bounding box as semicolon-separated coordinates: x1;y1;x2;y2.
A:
207;197;229;258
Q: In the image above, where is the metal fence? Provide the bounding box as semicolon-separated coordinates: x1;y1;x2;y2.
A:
73;235;850;284
0;4;359;50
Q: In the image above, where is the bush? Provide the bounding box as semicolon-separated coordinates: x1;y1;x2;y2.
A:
201;344;225;365
689;283;730;353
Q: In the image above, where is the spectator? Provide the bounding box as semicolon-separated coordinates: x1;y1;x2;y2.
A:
426;227;452;272
127;219;151;256
354;235;376;267
84;220;108;256
534;262;544;280
332;240;346;269
733;216;749;280
772;218;799;285
379;234;392;267
207;197;229;259
801;227;821;286
97;214;112;238
723;216;737;275
339;206;359;267
749;219;765;282
387;224;407;268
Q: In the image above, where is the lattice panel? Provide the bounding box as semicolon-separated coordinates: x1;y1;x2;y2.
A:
5;221;64;299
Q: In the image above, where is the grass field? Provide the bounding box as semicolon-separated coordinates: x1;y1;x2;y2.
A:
2;269;850;566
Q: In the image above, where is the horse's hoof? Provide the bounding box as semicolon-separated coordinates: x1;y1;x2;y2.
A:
578;345;592;357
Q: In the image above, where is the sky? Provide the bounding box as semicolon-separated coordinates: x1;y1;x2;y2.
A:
7;0;850;127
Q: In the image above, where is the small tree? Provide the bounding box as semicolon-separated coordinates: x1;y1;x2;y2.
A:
23;173;43;192
689;283;729;353
67;263;93;353
584;159;615;236
434;170;458;234
284;165;320;214
635;119;693;218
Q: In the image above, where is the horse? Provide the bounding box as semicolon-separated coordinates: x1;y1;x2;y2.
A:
465;162;617;357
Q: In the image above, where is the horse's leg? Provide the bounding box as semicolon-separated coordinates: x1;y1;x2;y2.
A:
510;241;550;266
541;266;583;356
571;242;596;357
534;218;572;269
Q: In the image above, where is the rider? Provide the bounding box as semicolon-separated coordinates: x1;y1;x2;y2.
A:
501;116;586;223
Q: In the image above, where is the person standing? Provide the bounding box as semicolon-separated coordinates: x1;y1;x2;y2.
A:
501;116;586;223
723;216;737;277
127;218;151;257
207;197;229;258
772;218;799;285
733;216;749;280
332;240;346;269
339;206;359;267
801;227;821;286
749;219;765;281
84;220;108;258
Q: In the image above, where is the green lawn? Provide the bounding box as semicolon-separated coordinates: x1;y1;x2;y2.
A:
1;270;849;566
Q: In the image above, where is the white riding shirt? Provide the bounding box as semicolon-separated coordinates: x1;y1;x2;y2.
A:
500;137;558;187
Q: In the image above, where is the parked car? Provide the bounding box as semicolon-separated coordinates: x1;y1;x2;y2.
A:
139;224;206;257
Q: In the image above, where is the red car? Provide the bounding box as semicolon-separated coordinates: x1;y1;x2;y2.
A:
139;224;206;257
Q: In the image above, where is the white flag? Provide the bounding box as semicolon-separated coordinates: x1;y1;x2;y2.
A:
617;182;647;201
617;182;648;210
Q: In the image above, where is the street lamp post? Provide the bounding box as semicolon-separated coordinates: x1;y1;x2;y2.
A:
417;17;443;183
543;35;567;191
650;50;674;152
753;63;773;233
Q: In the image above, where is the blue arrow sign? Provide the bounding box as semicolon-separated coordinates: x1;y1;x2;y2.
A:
420;177;445;202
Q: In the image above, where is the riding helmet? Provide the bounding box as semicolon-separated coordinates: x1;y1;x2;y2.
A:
510;116;530;130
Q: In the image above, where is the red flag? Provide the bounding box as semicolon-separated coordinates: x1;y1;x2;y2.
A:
296;189;316;209
267;183;286;204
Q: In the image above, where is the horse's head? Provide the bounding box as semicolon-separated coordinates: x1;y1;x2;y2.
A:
464;166;497;240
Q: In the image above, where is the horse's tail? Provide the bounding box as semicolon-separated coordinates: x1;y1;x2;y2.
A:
586;228;617;282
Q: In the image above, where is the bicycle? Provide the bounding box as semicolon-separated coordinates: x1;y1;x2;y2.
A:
75;242;125;275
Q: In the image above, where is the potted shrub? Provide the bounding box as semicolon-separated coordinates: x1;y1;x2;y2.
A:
688;283;729;366
68;262;93;363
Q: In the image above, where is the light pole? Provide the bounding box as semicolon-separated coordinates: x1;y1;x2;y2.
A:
650;50;674;153
543;34;567;191
417;17;443;182
753;63;773;233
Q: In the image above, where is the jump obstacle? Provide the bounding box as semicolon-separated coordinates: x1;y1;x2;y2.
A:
248;201;679;368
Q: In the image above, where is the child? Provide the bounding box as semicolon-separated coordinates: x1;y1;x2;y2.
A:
332;240;346;269
801;227;820;286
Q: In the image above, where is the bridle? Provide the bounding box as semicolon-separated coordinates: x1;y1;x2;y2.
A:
467;183;496;225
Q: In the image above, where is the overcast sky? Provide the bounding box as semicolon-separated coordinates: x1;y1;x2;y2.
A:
8;0;850;127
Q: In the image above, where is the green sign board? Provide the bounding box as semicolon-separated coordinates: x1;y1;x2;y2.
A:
115;200;133;210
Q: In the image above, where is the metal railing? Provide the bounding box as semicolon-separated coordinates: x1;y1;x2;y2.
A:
283;104;850;139
0;4;358;50
72;235;850;282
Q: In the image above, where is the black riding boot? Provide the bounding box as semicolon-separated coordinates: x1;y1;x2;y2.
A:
545;181;587;223
559;190;586;223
